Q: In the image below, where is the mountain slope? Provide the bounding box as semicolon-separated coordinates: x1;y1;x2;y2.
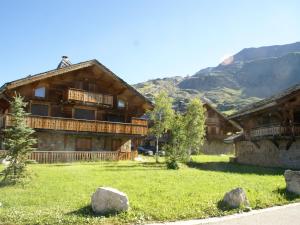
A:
134;42;300;115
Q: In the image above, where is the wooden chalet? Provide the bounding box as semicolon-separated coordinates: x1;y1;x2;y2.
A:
144;98;240;154
201;99;240;154
0;57;153;163
229;84;300;169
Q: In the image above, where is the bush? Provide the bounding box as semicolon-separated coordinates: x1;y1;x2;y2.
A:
166;160;179;170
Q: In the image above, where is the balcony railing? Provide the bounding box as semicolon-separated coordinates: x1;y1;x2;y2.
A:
2;114;148;136
250;124;300;138
206;117;219;124
67;88;114;107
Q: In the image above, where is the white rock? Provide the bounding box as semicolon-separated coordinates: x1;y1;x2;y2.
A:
91;187;129;214
223;187;249;208
284;170;300;195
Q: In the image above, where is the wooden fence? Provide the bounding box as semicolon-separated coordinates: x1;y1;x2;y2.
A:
0;150;138;164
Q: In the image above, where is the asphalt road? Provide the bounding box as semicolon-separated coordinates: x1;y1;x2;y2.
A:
148;203;300;225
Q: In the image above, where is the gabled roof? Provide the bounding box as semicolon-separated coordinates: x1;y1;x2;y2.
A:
202;97;241;131
0;59;153;108
229;83;300;119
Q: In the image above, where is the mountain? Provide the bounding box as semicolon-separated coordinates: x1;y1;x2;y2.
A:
134;42;300;115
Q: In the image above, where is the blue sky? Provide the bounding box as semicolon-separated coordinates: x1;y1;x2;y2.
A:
0;0;299;85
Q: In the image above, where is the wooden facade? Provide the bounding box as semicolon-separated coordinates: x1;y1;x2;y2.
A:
229;84;300;168
204;103;240;141
0;57;153;162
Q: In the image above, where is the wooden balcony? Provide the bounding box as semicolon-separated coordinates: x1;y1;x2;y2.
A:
2;114;148;136
250;124;300;138
0;150;138;163
67;88;114;107
206;117;219;124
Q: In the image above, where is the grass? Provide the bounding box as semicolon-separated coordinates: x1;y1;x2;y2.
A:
0;155;299;225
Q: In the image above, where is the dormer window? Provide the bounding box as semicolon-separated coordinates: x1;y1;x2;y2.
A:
118;99;126;108
34;87;46;98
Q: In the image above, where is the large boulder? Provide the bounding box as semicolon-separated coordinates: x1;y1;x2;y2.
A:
223;187;249;209
91;187;129;214
284;170;300;195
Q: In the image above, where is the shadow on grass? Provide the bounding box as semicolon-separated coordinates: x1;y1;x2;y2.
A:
47;161;166;171
186;161;284;175
94;162;166;171
67;205;122;218
0;180;15;188
275;188;300;201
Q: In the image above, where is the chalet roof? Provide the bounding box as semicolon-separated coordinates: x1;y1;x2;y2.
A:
0;58;153;108
223;132;243;143
229;83;300;119
201;98;242;131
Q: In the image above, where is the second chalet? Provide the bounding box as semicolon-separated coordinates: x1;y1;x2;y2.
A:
0;57;153;162
229;84;300;169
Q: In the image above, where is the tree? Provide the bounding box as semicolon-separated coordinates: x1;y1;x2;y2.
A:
164;98;206;169
2;94;37;183
184;98;206;161
148;92;174;162
164;114;188;169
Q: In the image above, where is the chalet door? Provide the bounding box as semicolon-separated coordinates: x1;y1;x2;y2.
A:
76;137;92;151
112;139;122;151
51;105;63;117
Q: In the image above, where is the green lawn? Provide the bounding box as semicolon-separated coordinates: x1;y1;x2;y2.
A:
0;155;298;225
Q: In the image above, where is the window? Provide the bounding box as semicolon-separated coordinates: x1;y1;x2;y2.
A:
76;137;92;151
31;104;49;116
74;108;95;120
34;87;46;98
74;81;83;90
88;83;96;92
118;99;126;108
294;111;300;123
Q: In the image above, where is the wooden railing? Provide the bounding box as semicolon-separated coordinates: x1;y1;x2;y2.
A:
206;117;219;124
131;117;148;126
3;115;148;136
0;150;138;163
250;124;300;138
67;88;114;107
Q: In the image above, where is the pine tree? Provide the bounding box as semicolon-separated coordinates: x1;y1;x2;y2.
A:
2;94;37;183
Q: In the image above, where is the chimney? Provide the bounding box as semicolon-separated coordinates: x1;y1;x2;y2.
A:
57;56;72;69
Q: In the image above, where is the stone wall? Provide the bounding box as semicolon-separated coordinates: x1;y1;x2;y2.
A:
36;132;131;152
202;140;235;155
235;139;300;169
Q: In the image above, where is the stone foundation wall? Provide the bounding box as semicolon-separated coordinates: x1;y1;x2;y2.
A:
202;140;235;155
235;139;300;169
36;132;131;152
